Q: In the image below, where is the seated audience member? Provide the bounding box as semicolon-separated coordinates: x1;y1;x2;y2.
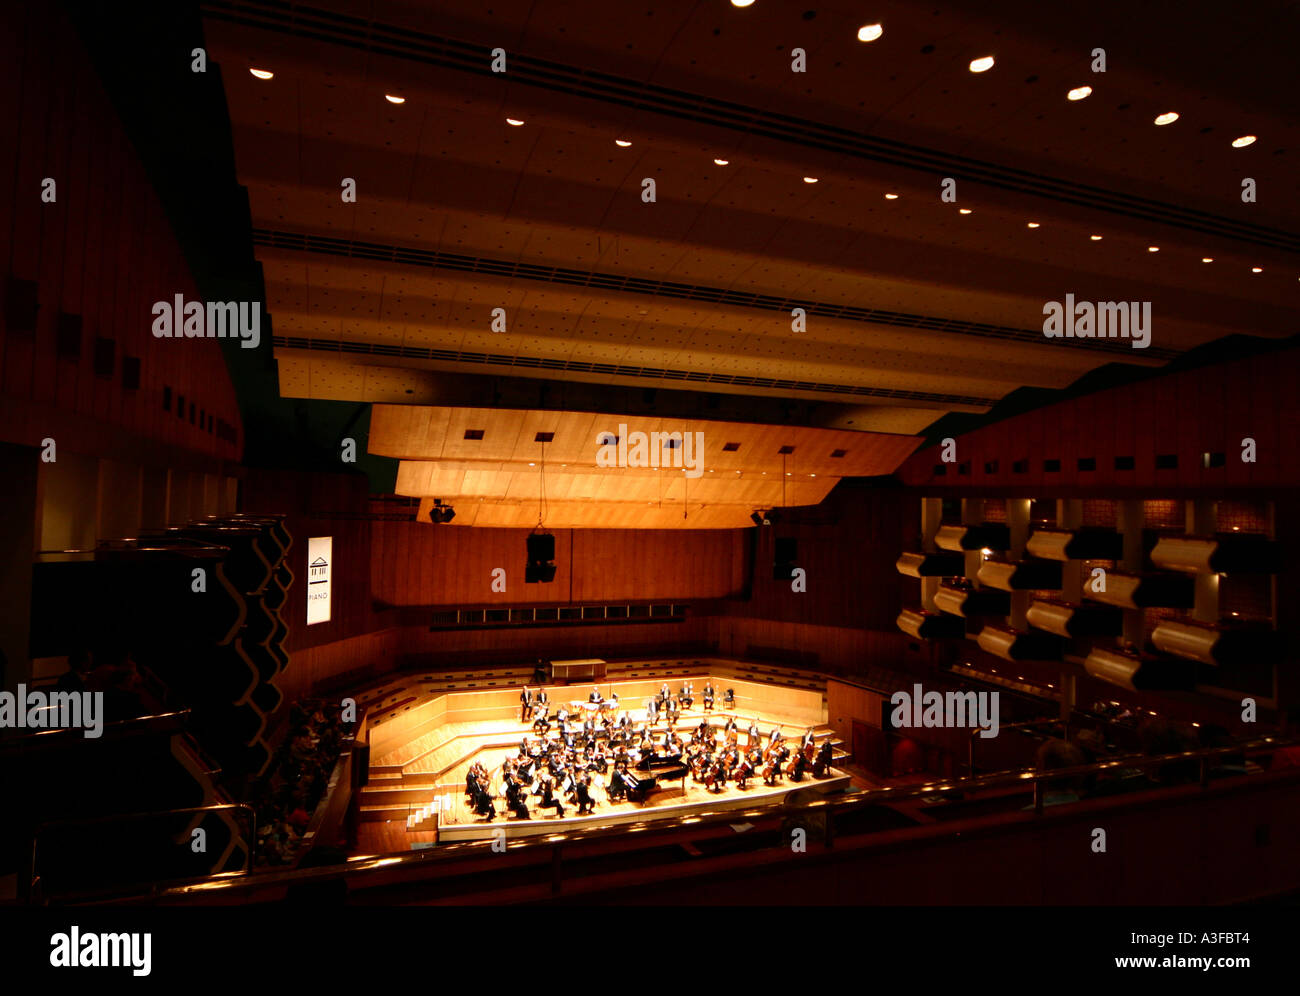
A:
1025;739;1088;807
55;650;94;693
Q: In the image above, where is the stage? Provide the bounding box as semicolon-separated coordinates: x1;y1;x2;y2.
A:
357;670;850;846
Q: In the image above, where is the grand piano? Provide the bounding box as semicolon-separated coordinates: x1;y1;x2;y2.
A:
623;752;689;801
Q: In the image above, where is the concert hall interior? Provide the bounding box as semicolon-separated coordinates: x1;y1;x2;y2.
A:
2;0;1300;909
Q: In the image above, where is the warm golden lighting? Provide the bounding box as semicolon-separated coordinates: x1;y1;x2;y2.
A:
1252;267;1263;273
1231;135;1257;148
1148;246;1159;252
1202;257;1213;263
713;158;730;165
958;208;972;214
857;24;884;42
1090;235;1103;241
1026;222;1040;228
803;176;818;183
506;117;525;126
969;55;995;73
1154;111;1180;125
385;94;405;104
615;139;632;147
884;192;899;199
1067;86;1092;101
249;68;274;80
731;0;756;6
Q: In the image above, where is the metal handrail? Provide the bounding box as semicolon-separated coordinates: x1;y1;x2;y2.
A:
150;733;1299;901
30;802;257;904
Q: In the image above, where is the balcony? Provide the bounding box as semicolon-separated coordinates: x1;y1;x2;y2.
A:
1149;533;1281;574
1083;571;1194;609
933;584;1011;618
976;625;1063;662
1082;647;1195;692
1025;599;1124;638
977;558;1063;592
935;522;1011;553
1150;618;1280;667
896;608;967;640
895;551;966;578
1025;527;1123;561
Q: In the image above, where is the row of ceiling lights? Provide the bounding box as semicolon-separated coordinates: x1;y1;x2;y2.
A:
723;8;1260;147
245;67;1287;280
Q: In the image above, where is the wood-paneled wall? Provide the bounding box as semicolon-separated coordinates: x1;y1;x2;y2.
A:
0;4;242;468
370;521;748;606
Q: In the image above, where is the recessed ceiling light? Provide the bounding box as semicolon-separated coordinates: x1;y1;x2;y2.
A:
731;0;755;6
1154;111;1179;125
803;176;818;183
1252;267;1263;273
1090;235;1103;241
958;208;972;214
249;68;274;80
1231;135;1257;148
506;118;525;126
857;24;884;42
713;158;729;165
615;139;632;147
1201;257;1213;263
884;192;899;199
1148;246;1159;252
1026;222;1040;228
385;94;405;104
1067;86;1092;101
528;462;535;467
969;56;995;73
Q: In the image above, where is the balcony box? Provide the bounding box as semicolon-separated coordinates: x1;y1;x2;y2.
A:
1083;647;1195;692
1025;599;1124;638
1150;619;1279;666
895;551;967;578
935;522;1011;553
1083;571;1194;609
933;585;1011;618
977;558;1063;591
896;609;967;640
976;625;1063;662
1149;534;1281;575
1026;527;1124;561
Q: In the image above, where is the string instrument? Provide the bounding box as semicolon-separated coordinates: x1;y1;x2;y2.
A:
731;756;753;788
786;749;808;782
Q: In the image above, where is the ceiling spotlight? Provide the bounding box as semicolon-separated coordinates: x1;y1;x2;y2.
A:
1154;111;1180;125
1026;222;1040;228
713;158;730;166
731;0;756;6
803;176;818;183
857;24;884;42
428;500;456;524
506;117;525;126
615;139;632;147
969;56;995;73
1202;257;1214;263
1148;246;1160;252
750;511;768;527
385;94;405;104
1252;267;1263;273
958;208;972;214
884;192;899;199
1089;235;1103;241
1231;135;1257;148
249;68;274;80
1067;86;1092;101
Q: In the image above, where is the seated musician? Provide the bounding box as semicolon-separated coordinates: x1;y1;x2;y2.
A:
659;682;671;703
589;685;603;703
748;720;761;746
802;727;817;749
724;716;738;734
618;712;631;730
537;774;566;818
702;684;714;709
770;727;784;746
533;715;551;736
607;763;628;800
575;774;596;814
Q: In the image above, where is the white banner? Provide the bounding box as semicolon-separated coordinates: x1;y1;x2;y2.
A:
307;536;332;625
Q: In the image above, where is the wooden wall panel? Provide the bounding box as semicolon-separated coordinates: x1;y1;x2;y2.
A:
0;3;242;467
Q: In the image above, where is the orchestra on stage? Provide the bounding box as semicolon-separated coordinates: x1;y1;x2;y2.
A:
461;682;836;822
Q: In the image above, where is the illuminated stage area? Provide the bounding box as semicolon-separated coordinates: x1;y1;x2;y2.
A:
360;668;850;844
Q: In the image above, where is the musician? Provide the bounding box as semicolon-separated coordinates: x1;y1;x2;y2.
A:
702;683;715;710
659;682;671;705
724;716;738;735
538;774;566;817
769;727;784;747
533;715;551;736
802;727;817;749
607;763;628;801
617;712;632;731
667;696;680;724
680;682;693;709
815;740;834;776
575;774;596;815
582;716;596;742
748;720;761;748
646;697;659;722
506;777;530;819
535;688;549;710
520;686;533;722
